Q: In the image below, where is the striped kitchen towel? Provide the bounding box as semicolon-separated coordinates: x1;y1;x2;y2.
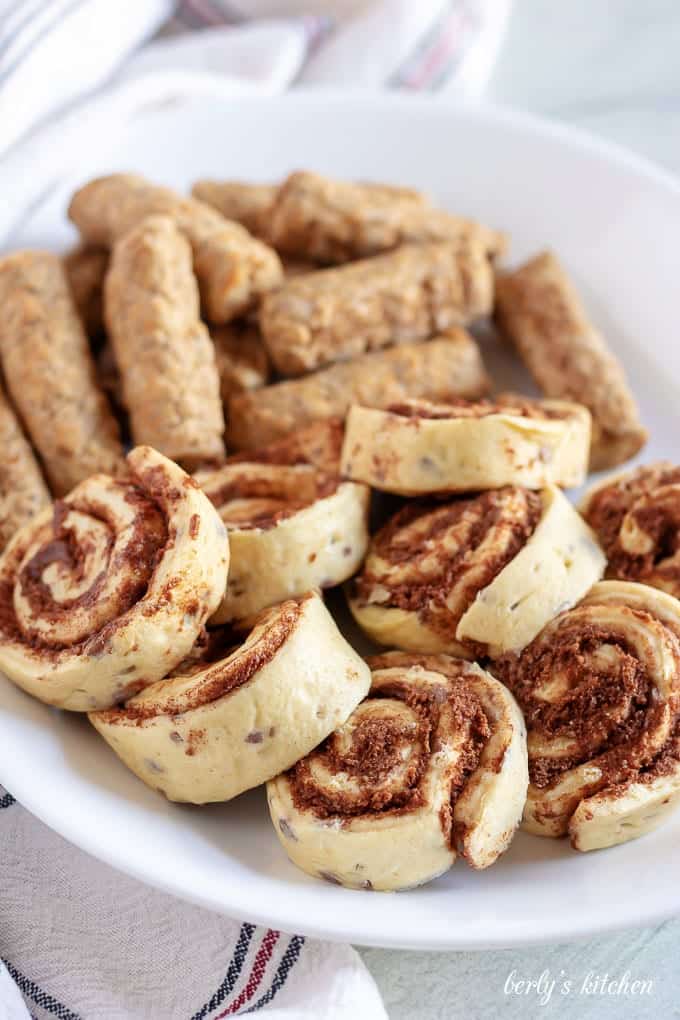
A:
0;0;512;155
0;785;387;1019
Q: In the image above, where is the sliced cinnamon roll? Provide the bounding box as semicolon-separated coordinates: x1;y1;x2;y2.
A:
267;650;528;891
90;592;371;804
348;485;605;659
581;462;680;598
0;446;229;711
501;580;680;851
198;421;370;622
341;396;591;495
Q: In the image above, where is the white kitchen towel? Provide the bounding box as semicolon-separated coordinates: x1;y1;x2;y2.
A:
0;785;387;1019
0;0;512;155
0;0;511;242
0;2;511;1017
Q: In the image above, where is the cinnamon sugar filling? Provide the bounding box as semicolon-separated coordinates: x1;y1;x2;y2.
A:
585;465;680;586
502;622;680;791
287;671;490;848
0;483;168;652
353;487;542;639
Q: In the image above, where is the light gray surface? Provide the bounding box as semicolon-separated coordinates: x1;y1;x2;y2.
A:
360;921;680;1019
359;2;680;1016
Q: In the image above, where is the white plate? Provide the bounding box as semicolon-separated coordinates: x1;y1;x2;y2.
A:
2;91;680;951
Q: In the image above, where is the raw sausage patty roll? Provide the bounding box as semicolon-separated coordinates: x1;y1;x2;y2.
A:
501;581;680;851
495;251;647;470
341;395;591;495
0;446;229;711
69;173;283;323
267;650;528;891
227;329;490;450
348;485;605;659
0;251;123;495
198;421;370;622
0;385;51;552
105;215;225;469
581;462;680;599
90;592;371;804
260;241;494;376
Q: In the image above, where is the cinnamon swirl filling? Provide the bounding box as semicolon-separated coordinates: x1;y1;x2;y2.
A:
501;580;680;850
582;462;680;598
267;650;528;890
348;485;604;658
0;446;230;710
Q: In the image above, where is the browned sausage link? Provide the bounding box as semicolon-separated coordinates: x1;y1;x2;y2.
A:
0;384;51;550
265;170;506;263
191;180;277;237
63;245;108;337
495;251;647;471
226;328;490;450
69;173;283;323
210;322;271;405
105;215;225;470
260;242;495;377
0;251;123;495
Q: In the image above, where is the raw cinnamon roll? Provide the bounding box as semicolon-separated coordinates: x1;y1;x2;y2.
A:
581;462;680;599
267;650;528;891
0;385;51;551
105;215;225;468
0;446;229;711
349;485;605;659
90;592;371;804
198;421;369;622
501;580;680;851
69;173;283;323
341;395;591;495
0;251;123;495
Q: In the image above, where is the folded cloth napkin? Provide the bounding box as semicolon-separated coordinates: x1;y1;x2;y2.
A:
0;786;388;1019
0;2;511;1016
0;0;510;154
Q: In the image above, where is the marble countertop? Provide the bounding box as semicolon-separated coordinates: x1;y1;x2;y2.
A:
360;2;680;1016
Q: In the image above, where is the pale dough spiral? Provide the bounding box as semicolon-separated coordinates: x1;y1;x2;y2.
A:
0;446;229;710
349;485;605;658
582;462;680;598
90;592;371;803
199;422;369;622
501;580;680;851
267;650;528;891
